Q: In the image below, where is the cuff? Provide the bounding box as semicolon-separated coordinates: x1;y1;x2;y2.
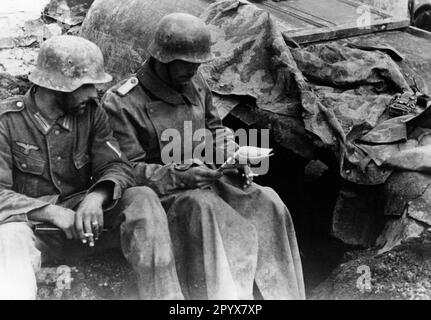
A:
0;213;29;225
87;178;122;211
0;201;50;224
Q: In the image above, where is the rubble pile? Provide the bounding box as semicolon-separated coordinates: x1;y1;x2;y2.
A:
0;0;93;77
0;73;31;100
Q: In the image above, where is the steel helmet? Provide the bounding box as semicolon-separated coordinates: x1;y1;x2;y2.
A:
28;35;112;92
148;13;214;64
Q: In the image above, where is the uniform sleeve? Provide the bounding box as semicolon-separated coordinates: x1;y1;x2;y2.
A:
200;75;238;162
87;105;136;207
0;119;49;223
102;91;183;196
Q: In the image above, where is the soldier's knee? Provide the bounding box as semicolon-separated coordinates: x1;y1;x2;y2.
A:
119;189;173;269
121;186;168;234
256;185;291;219
177;189;219;217
0;222;41;279
123;186;164;214
0;222;35;246
172;189;221;238
253;184;278;204
178;189;217;207
122;186;159;204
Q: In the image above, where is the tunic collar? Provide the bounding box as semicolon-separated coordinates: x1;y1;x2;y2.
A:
24;86;73;134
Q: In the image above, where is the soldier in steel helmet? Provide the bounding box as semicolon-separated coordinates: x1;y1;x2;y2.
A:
0;35;183;300
103;13;305;300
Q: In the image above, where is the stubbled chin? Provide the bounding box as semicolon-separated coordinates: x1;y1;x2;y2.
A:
66;108;86;116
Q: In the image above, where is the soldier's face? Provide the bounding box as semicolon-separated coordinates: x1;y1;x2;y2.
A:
168;60;201;88
59;84;98;115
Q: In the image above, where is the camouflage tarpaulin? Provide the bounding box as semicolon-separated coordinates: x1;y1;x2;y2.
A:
291;42;411;148
201;0;421;184
200;0;318;159
200;0;431;249
201;0;301;118
291;43;417;185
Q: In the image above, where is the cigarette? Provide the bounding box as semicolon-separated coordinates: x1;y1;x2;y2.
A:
242;173;259;177
218;155;236;171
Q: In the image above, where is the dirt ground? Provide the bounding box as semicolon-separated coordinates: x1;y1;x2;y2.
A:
311;229;431;300
36;249;138;300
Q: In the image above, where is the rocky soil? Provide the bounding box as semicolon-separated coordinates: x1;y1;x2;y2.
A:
36;249;137;300
311;229;431;300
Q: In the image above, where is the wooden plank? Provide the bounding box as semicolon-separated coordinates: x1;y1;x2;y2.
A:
261;1;331;28
355;0;410;19
405;25;431;40
254;0;409;41
285;17;410;44
338;0;392;18
285;0;388;25
255;0;395;28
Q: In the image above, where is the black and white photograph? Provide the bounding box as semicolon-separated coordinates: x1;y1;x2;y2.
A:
0;0;431;310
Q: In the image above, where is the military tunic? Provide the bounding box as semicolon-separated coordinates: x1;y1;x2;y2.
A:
103;59;305;299
0;86;134;223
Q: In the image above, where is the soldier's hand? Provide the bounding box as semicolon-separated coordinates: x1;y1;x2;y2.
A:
48;205;78;240
75;192;106;247
239;165;255;188
177;166;223;189
222;164;255;188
